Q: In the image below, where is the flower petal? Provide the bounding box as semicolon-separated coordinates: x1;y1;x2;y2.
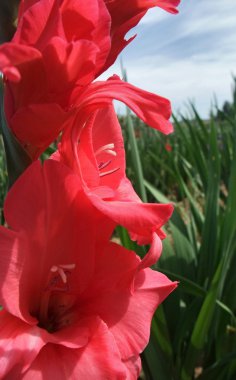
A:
123;356;142;380
83;242;177;359
10;103;76;158
86;188;173;244
23;319;127;380
75;76;173;134
14;0;64;49
1;160;99;321
61;0;111;76
0;228;34;323
77;106;126;189
0;310;47;378
42;38;98;91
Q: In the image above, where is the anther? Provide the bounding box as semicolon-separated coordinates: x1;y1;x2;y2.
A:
95;143;117;157
99;167;120;177
96;143;120;178
50;264;76;284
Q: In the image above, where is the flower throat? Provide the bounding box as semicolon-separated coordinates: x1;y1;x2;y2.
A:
37;264;76;333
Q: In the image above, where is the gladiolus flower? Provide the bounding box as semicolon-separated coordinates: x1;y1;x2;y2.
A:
165;143;172;152
56;105;173;250
0;0;111;158
0;159;177;379
0;0;177;159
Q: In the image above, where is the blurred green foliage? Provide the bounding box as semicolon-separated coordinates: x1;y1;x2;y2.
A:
119;81;236;379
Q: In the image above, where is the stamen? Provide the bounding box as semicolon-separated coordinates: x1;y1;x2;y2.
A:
50;264;76;284
99;167;120;177
39;264;76;329
96;143;120;178
95;143;114;155
95;143;116;157
58;268;67;284
104;149;117;156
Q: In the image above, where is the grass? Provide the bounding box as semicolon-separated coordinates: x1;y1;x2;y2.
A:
119;93;236;379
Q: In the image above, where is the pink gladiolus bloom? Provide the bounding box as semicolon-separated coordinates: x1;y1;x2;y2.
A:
57;105;173;252
0;160;177;378
0;0;175;159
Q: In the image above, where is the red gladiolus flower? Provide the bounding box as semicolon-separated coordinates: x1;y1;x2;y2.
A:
56;106;173;262
0;0;176;159
165;143;172;151
0;160;177;379
0;0;111;158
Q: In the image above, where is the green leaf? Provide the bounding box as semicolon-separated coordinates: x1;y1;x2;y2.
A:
152;305;173;359
0;78;32;188
144;179;173;204
181;260;224;380
142;334;174;380
197;119;220;284
198;351;236;380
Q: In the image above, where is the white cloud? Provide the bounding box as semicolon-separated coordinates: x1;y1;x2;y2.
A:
101;54;235;119
99;0;236;119
177;0;236;37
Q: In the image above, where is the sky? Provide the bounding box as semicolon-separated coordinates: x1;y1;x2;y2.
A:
100;0;236;119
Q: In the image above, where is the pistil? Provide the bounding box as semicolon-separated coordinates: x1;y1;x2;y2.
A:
38;264;75;332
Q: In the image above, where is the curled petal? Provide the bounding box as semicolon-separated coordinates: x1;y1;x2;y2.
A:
139;232;163;269
75;76;173;134
86;186;173;245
